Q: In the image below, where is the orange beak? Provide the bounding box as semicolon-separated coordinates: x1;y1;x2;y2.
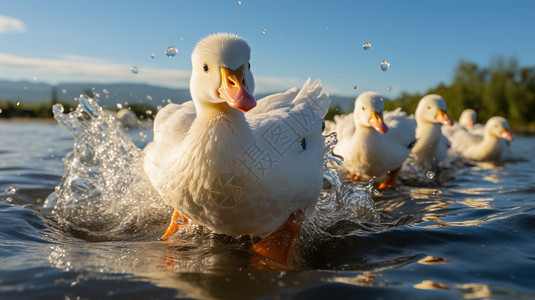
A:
369;110;388;134
500;129;514;141
218;65;256;112
436;109;453;126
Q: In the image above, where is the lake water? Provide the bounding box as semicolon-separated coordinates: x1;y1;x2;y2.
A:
1;105;535;299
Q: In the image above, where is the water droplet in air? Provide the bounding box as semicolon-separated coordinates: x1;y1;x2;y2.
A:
16;101;21;106
362;42;372;50
165;46;178;58
388;86;393;92
262;28;266;35
6;186;16;195
380;60;390;71
353;85;358;90
0;108;2;114
146;95;152;101
61;89;67;94
237;0;242;4
116;103;123;109
102;89;109;95
130;66;139;74
425;170;436;180
150;52;155;58
52;104;64;114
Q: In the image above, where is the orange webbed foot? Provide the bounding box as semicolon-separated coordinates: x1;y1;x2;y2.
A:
350;173;360;182
161;210;189;239
378;167;401;189
252;210;305;265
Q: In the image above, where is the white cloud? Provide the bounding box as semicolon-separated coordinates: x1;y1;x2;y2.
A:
0;52;303;93
0;15;26;34
0;52;191;88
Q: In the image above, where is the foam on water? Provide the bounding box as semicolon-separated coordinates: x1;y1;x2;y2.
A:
46;95;379;258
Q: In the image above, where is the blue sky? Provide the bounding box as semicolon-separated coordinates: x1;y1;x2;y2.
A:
0;0;534;99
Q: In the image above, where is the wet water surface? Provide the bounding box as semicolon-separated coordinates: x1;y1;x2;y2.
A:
1;103;535;299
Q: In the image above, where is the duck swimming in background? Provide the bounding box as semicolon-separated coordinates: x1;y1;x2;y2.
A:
459;109;477;128
143;33;330;264
443;108;483;143
410;94;453;169
326;92;416;189
447;116;514;162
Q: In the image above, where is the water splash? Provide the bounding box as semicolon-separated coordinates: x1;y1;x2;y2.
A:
322;132;344;200
129;66;139;74
362;42;371;50
47;95;167;241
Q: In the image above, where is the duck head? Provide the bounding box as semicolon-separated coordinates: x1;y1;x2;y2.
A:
415;94;453;126
459;109;477;127
486;116;514;141
353;91;388;134
190;33;256;114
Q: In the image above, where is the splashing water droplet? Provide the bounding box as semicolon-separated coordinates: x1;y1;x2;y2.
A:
433;189;439;195
380;60;390;72
388;86;393;92
62;89;67;94
116;103;123;109
129;66;139;74
262;28;266;35
52;104;64;115
150;52;155;58
237;0;242;4
0;108;2;114
16;101;21;106
102;89;109;95
322;132;344;200
425;170;436;180
362;42;372;50
146;95;152;101
165;46;178;58
6;186;16;195
353;85;358;90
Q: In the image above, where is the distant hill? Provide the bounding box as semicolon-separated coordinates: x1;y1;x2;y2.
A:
0;80;354;112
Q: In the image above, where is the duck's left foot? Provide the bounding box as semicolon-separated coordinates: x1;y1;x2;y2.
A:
252;210;305;265
378;167;401;189
161;210;189;239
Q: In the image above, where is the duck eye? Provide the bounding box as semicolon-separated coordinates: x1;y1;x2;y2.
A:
361;106;365;111
203;63;209;72
427;106;431;110
248;63;251;70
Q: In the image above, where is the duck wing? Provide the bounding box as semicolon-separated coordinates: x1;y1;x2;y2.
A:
246;78;330;139
384;108;416;148
448;125;483;154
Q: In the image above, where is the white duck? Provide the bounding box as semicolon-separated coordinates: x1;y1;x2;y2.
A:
143;33;330;264
327;92;416;189
443;108;484;141
459;109;477;128
410;94;453;168
448;116;513;162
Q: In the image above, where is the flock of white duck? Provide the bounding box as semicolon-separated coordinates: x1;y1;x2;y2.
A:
142;33;515;265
